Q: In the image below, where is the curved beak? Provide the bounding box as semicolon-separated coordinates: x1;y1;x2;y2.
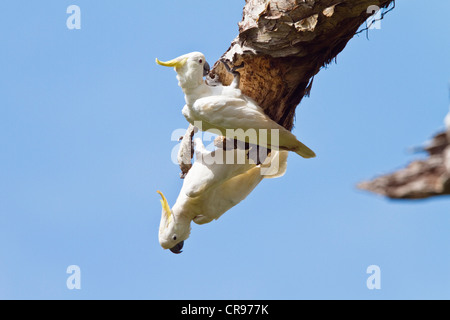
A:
169;241;184;254
203;61;210;76
156;56;188;68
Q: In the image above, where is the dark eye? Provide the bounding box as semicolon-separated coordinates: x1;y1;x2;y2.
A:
173;235;177;241
199;59;203;64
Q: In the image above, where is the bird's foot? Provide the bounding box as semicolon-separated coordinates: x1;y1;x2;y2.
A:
220;59;245;76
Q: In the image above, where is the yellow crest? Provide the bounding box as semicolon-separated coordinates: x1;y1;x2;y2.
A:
155;57;188;68
157;190;172;220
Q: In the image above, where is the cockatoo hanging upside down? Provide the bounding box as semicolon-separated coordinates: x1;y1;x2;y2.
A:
156;52;316;159
157;139;288;254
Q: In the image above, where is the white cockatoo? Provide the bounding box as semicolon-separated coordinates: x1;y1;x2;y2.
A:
157;139;288;254
156;52;316;159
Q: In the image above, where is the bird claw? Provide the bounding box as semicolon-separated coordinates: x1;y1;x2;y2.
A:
220;59;245;76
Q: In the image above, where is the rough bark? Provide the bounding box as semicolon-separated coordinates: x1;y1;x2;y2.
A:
358;130;450;200
210;0;395;130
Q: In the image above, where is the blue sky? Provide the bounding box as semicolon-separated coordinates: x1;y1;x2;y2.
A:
0;0;449;299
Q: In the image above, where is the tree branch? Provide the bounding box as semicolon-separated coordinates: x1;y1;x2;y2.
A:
211;0;395;129
358;130;450;200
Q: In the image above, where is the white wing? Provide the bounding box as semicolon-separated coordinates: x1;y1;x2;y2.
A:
260;151;289;178
182;148;255;198
192;150;289;224
191;95;283;132
190;95;316;159
193;166;264;224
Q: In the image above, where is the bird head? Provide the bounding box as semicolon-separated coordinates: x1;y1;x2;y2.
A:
156;52;210;90
157;191;191;254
